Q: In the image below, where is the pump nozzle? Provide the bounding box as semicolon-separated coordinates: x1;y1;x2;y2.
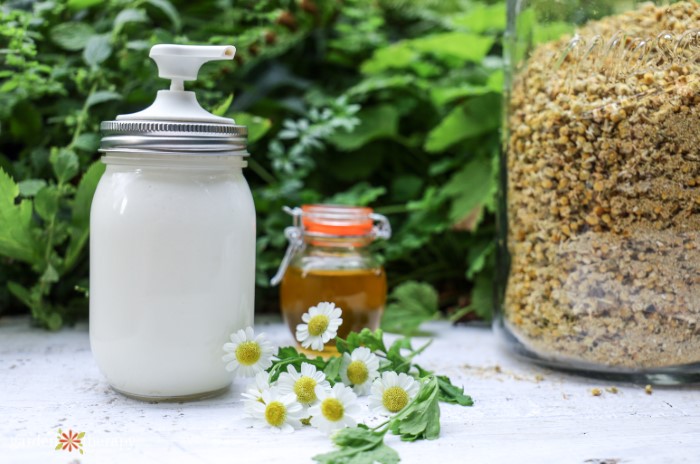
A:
116;43;237;123
150;45;236;91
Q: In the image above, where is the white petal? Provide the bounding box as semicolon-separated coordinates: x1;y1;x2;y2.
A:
383;371;399;387
301;313;311;322
300;363;316;377
244;327;255;340
311;338;324;351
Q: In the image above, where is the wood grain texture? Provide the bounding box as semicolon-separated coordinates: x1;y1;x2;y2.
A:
1;317;698;463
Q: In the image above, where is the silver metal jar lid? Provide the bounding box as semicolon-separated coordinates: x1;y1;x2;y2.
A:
99;120;248;156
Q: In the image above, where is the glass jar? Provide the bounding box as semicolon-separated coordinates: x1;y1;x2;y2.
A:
272;205;391;356
91;133;254;400
498;0;700;383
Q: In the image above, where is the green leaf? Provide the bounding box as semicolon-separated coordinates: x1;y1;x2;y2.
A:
487;70;504;93
329;106;399;151
34;186;60;221
7;281;35;309
145;0;182;31
450;3;507;33
326;183;386;206
83;34;112;67
65;162;105;272
18;179;47;197
73;133;101;152
430;84;491;107
466;240;496;280
436;375;474;406
212;94;234;117
40;264;60;286
424;92;501;153
381;281;438;336
385;337;415;374
362;33;493;75
49;23;95;51
361;45;416;74
443;155;494;227
0;169;41;264
49;149;79;184
266;346;326;382
46;312;63;331
67;0;104;9
323;355;343;382
410;32;494;63
231;113;272;144
336;329;387;356
113;8;149;33
86;91;122;108
390;376;441;441
313;427;399;464
451;272;494;322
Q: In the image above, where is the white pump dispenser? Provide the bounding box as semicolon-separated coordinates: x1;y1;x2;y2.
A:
117;44;236;124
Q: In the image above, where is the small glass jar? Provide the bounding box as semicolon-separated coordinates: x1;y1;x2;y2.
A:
272;205;391;356
499;0;700;383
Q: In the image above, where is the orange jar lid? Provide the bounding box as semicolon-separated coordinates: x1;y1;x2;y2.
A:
301;204;374;236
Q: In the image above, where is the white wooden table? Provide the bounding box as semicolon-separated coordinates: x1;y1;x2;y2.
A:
1;317;698;464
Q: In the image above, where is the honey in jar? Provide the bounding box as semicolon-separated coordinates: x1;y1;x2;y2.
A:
272;204;391;356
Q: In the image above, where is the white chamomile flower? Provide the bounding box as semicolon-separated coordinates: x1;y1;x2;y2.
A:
277;362;331;408
222;327;275;377
369;371;420;416
339;347;380;396
246;388;304;434
241;372;272;412
296;302;343;352
308;383;361;434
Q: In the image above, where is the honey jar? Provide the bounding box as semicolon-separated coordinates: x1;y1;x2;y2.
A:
271;205;391;355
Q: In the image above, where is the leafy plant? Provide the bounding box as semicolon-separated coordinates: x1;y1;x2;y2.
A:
0;0;505;328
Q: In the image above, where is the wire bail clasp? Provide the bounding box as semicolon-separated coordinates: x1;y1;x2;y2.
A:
370;213;392;240
270;207;304;286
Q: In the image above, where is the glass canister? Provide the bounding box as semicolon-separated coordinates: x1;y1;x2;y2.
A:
499;1;700;383
90;44;255;400
271;205;391;356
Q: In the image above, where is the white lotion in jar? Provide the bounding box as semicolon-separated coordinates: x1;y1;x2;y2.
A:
90;45;254;400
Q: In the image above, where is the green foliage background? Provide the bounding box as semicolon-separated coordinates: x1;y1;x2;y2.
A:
0;0;504;329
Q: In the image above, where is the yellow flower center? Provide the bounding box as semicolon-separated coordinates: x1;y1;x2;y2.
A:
294;376;318;404
264;401;287;427
383;386;409;413
346;360;369;385
235;341;262;366
308;315;330;336
320;398;345;422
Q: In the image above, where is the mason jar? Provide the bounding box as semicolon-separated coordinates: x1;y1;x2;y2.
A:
498;0;700;383
90;121;255;400
272;205;391;356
